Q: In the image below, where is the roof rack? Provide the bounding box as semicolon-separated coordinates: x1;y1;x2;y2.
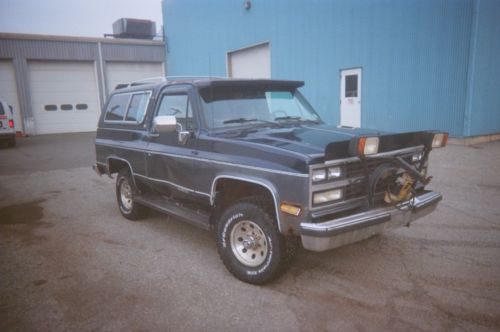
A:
114;75;227;90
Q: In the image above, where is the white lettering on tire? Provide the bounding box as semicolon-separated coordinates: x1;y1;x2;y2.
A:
221;212;243;248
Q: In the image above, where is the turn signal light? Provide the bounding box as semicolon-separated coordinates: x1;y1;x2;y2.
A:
8;119;14;128
280;203;302;216
432;133;448;148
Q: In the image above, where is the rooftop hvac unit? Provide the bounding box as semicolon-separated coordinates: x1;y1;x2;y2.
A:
112;18;156;39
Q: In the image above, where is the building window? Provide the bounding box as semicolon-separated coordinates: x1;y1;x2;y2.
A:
61;104;73;111
45;105;58;111
345;75;358;98
76;104;88;110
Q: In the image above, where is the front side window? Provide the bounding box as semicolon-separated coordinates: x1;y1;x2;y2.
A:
199;87;322;129
157;94;194;130
104;94;130;121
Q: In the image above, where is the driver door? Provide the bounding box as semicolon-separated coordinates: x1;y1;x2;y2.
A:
146;86;199;198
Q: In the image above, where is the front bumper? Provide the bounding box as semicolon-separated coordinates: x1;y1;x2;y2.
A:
300;191;442;251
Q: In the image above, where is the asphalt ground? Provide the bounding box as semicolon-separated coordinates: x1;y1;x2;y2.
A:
0;132;499;331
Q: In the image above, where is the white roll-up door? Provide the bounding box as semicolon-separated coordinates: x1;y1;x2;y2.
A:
29;61;100;134
228;43;271;79
105;62;164;95
0;60;22;132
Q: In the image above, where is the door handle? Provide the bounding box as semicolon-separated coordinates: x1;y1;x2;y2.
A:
191;150;199;156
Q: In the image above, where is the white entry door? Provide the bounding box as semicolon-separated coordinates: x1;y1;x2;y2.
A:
340;68;361;127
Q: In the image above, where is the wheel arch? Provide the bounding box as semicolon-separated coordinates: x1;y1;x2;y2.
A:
210;175;282;232
106;156;138;187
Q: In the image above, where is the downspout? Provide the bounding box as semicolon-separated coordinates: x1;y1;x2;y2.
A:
97;41;107;106
463;0;480;137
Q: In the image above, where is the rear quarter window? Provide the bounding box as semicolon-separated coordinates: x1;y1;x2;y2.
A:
104;94;130;121
125;92;150;122
104;91;151;123
0;103;4;115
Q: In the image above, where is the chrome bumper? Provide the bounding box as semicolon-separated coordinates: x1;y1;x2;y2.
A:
300;191;442;252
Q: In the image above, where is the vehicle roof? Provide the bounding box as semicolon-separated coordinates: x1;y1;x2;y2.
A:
109;77;305;95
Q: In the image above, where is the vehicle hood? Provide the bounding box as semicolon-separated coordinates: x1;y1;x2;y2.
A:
215;124;384;157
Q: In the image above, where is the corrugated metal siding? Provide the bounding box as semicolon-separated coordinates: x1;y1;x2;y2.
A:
101;43;165;62
466;0;500;136
0;39;97;60
163;0;498;137
0;38;165;63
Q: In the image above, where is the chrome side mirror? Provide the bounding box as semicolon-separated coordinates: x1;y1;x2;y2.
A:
153;115;177;133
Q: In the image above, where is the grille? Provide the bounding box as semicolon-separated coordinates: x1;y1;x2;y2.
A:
310;149;423;210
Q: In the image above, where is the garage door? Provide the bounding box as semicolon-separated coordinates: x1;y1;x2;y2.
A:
29;61;100;134
105;62;164;95
0;60;22;132
228;43;271;79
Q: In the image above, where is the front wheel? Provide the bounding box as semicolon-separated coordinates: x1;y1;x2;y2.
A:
115;168;147;220
216;198;288;284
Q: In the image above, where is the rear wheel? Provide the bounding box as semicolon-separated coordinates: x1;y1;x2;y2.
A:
115;168;147;220
7;138;15;148
216;197;291;284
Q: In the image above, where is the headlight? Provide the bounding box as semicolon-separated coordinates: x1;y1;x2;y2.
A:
313;189;343;205
312;169;327;182
328;167;342;178
363;137;379;155
312;167;342;182
432;133;448;148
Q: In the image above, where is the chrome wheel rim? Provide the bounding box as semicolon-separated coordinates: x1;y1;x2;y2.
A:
120;180;133;211
230;220;268;267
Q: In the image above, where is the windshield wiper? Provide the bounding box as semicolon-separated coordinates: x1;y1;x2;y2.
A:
274;116;320;124
223;117;281;127
223;117;259;124
274;116;302;121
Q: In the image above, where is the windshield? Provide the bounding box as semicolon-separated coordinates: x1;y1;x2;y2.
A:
199;86;322;129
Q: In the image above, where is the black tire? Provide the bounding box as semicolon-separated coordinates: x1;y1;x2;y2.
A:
7;139;16;148
115;168;147;220
216;197;290;284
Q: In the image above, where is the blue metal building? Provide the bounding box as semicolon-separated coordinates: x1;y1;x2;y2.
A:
162;0;500;138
